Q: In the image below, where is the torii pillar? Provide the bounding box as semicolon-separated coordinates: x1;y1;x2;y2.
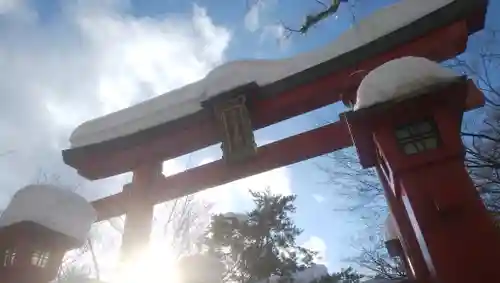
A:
120;162;162;260
342;78;500;283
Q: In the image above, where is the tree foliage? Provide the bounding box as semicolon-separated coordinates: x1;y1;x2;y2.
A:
196;190;365;283
448;29;500;220
312;267;364;283
202;190;316;283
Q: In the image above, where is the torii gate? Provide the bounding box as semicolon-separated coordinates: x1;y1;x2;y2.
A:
62;0;496;282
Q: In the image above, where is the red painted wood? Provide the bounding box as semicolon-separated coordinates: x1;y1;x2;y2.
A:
120;163;162;260
92;68;484;223
72;21;470;180
343;79;483;169
346;81;500;283
92;121;352;220
92;65;485;222
398;159;500;283
376;165;430;282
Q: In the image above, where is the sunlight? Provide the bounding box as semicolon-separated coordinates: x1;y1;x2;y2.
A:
112;242;181;283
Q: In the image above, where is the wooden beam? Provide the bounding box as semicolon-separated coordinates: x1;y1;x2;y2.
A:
92;121;352;221
66;20;472;180
120;163;162;260
92;79;485;221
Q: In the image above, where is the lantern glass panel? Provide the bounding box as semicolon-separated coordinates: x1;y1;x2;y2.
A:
3;249;16;266
31;250;50;268
395;120;440;155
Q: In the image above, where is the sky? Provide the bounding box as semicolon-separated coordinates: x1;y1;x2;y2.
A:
0;0;498;281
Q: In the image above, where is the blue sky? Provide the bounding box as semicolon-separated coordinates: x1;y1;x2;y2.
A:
0;0;498;280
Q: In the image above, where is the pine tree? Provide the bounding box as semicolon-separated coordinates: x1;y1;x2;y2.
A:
312;267;364;283
201;190;316;283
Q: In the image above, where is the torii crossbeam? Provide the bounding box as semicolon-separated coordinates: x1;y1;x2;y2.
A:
62;0;489;280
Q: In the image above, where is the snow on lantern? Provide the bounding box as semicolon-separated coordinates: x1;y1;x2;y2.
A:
341;56;465;169
350;57;462;161
384;214;403;258
341;56;500;283
222;212;249;223
0;184;96;283
354;57;460;158
383;214;414;279
178;254;225;283
354;57;459;111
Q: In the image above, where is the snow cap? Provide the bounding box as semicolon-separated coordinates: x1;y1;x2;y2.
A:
384;213;399;241
355;56;459;110
255;264;329;283
70;0;456;149
222;212;249;223
364;279;406;283
178;254;225;283
293;264;329;283
0;184;96;244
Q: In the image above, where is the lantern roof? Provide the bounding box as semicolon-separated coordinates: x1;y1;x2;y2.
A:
355;57;460;110
222;212;249;223
0;184;96;244
363;279;407;283
178;254;225;283
254;264;329;283
69;0;467;149
384;213;399;241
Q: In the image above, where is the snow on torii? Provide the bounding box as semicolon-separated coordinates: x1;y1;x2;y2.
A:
64;0;485;181
69;0;461;149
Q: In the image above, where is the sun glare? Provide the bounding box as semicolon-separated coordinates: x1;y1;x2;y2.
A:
112;242;181;283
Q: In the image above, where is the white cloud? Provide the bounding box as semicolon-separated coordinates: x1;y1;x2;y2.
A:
244;2;262;32
244;0;280;34
163;160;187;176
74;2;231;114
0;0;29;15
160;149;292;214
0;0;36;23
0;1;231;279
0;0;232;204
242;0;289;49
0;0;21;13
312;194;326;203
302;236;328;265
198;157;216;166
0;0;296;276
261;23;290;49
195;164;292;213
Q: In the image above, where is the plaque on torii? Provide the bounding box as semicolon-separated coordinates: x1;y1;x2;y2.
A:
202;83;259;164
62;0;493;282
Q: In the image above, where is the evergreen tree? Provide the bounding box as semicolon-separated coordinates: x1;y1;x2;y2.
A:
55;265;93;283
312;267;364;283
201;190;316;283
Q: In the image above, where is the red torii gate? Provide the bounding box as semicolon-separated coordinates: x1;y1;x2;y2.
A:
62;0;495;282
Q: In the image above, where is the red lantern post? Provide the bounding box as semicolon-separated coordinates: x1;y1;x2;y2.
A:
343;73;500;282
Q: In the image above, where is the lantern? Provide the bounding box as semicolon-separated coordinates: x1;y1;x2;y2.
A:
342;56;500;282
0;184;96;283
394;119;441;155
384;214;403;258
178;254;225;283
